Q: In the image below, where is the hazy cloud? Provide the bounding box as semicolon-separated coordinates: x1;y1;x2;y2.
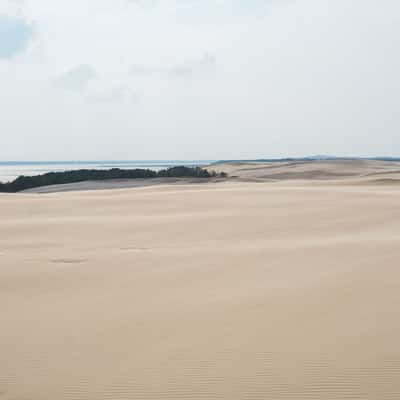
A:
55;65;96;91
130;64;160;77
0;14;33;59
131;53;216;79
88;87;130;104
168;54;216;78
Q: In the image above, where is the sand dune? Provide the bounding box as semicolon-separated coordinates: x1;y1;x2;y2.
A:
214;159;400;183
1;163;400;399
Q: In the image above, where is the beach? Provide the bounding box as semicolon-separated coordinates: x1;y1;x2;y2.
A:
1;161;400;399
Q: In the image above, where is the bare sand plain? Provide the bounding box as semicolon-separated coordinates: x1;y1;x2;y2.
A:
1;160;400;399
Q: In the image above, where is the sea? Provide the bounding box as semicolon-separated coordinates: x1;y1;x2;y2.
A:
0;161;215;183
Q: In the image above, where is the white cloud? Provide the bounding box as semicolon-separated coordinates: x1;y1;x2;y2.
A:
1;0;400;160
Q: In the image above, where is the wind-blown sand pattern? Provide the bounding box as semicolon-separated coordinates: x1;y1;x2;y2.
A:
1;161;400;399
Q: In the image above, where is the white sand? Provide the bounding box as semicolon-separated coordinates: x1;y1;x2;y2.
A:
1;162;400;399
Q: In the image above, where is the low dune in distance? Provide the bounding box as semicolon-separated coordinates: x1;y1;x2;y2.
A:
214;159;400;183
1;160;400;399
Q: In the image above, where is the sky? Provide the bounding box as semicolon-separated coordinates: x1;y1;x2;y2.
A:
0;0;399;160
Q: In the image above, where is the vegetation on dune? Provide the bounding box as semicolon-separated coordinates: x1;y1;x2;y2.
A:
0;166;227;193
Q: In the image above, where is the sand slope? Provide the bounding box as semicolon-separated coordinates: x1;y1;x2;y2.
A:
1;175;400;399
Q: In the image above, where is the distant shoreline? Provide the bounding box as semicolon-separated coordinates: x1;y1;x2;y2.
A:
0;160;214;184
0;166;225;193
2;157;400;183
2;158;400;194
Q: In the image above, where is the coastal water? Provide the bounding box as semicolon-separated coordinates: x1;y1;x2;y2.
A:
0;161;214;183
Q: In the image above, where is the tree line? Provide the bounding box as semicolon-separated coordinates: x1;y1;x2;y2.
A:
0;166;227;193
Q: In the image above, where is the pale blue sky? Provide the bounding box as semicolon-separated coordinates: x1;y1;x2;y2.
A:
0;14;33;58
0;0;399;160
